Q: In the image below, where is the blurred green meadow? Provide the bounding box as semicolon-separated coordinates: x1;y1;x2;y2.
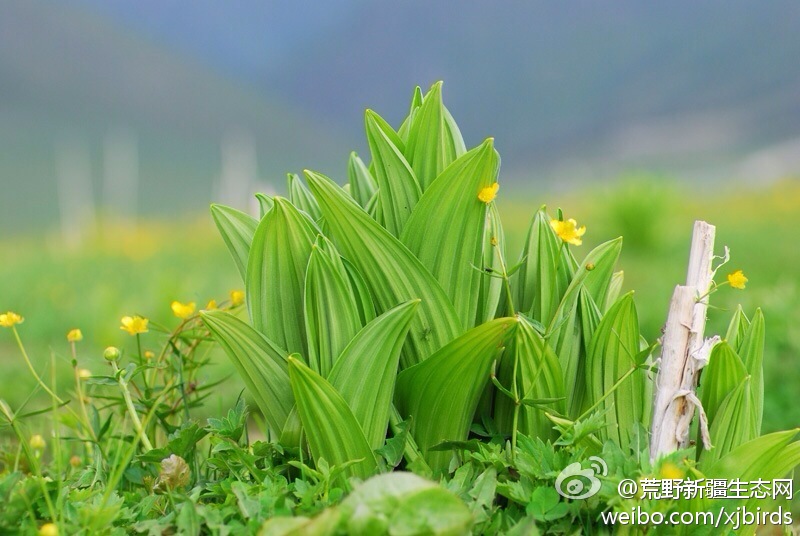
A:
2;178;799;433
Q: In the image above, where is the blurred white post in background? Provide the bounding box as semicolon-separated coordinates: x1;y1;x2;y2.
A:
55;135;96;248
217;129;258;212
103;127;139;222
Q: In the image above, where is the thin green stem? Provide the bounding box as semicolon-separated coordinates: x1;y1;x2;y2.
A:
12;327;65;404
113;362;153;451
577;365;638;422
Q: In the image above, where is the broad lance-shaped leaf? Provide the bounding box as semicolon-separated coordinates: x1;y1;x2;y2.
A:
247;197;317;355
586;292;647;450
738;308;764;432
495;316;565;441
548;237;622;416
305;170;461;369
304;239;363;378
287;173;322;221
397;85;423;142
700;376;757;468
314;235;376;325
255;193;274;218
210;204;258;282
347;152;377;209
401;139;499;328
604;271;624;312
328;300;419;450
725;305;750;352
365;109;422;236
288;357;377;480
403;81;467;191
513;207;577;325
475;202;505;325
706;429;800;481
394;317;517;474
200;311;293;437
699;341;747;427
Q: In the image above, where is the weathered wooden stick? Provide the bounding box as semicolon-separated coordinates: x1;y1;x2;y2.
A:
650;221;716;461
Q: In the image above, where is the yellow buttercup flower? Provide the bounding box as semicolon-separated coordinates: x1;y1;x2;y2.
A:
204;299;218;311
77;368;92;379
171;301;196;319
550;218;586;246
727;270;747;290
0;311;24;328
230;290;245;307
658;461;685;480
478;183;499;204
66;328;83;342
120;315;148;335
144;350;155;360
39;523;58;536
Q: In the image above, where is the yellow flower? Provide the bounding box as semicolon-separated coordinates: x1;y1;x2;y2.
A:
66;328;83;342
77;368;92;379
170;301;196;319
204;299;218;311
144;350;155;360
658;461;685;480
230;290;245;307
477;183;499;204
0;311;24;328
39;523;58;536
550;218;586;246
727;270;748;290
120;315;148;335
30;434;46;451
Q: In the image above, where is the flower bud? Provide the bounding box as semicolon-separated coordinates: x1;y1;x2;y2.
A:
30;434;46;451
103;346;121;362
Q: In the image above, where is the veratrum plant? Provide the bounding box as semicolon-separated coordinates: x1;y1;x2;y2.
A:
203;82;794;492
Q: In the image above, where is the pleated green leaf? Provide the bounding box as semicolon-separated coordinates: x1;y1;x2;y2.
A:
738;308;765;432
210;204;258;282
247;197;317;354
394;317;517;474
495;316;565;441
725;305;750;352
255;193;274;218
305;170;461;369
604;271;625;312
347;152;378;209
699;341;747;427
400;139;499;327
403;81;467;191
706;429;800;481
200;310;293;437
586;292;647;450
475;203;505;325
701;377;758;468
304;239;363;378
288;357;377;480
287;173;322;221
514;207;576;324
328;300;420;450
365;109;422;236
341;258;376;326
397;85;423;142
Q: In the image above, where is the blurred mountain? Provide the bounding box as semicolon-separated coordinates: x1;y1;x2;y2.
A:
0;0;348;232
77;0;800;182
3;0;800;233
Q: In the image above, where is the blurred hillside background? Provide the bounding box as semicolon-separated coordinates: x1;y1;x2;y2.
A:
1;1;798;430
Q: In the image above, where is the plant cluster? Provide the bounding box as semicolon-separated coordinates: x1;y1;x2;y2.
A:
0;82;797;535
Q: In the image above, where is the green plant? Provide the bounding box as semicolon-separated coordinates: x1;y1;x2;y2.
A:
207;81;800;533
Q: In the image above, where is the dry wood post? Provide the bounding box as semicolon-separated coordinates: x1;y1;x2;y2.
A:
650;221;719;461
